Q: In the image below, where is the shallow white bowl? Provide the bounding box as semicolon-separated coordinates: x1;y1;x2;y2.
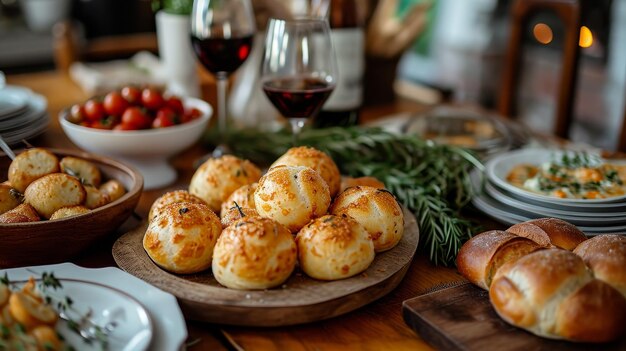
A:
486;148;626;205
60;97;212;189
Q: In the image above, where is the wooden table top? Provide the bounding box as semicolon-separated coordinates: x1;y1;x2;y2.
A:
5;70;479;351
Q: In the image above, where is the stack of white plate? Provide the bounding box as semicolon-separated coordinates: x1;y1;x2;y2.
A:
471;148;626;235
0;85;49;145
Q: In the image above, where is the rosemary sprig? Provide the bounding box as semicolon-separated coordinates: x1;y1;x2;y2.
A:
204;126;483;266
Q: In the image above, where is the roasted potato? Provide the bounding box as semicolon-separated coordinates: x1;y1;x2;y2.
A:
8;148;59;192
60;156;101;187
0;203;40;223
99;180;126;203
84;186;110;209
0;183;21;215
24;173;86;219
49;206;90;220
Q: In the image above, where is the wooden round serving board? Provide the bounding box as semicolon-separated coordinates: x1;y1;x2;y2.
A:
112;207;419;326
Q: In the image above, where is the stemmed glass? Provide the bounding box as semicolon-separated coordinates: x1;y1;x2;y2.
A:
260;17;337;144
191;0;255;156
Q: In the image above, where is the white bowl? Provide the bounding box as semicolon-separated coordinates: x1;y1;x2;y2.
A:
60;97;212;189
486;148;626;205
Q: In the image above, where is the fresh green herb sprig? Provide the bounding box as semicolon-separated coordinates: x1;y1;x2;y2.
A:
204;126;483;266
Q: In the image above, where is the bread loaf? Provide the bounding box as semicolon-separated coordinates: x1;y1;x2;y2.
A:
456;230;541;290
574;234;626;297
506;218;587;250
489;249;626;343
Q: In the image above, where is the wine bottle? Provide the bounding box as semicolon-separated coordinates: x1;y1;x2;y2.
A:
314;0;365;128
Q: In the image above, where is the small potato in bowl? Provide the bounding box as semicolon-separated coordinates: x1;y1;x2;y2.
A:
60;156;102;187
8;148;59;192
0;203;40;223
24;173;86;219
49;206;90;220
0;183;21;215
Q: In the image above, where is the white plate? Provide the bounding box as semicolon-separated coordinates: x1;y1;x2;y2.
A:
471;180;626;235
2;263;187;351
487;148;626;204
0;86;29;118
475;172;626;220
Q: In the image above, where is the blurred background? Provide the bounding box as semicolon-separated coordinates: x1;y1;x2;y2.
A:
0;0;625;150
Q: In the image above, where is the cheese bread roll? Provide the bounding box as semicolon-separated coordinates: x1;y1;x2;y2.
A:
8;148;59;192
220;206;259;228
220;183;257;219
143;202;221;274
149;190;207;222
296;214;375;280
271;146;341;198
212;217;297;290
330;186;404;252
190;155;261;213
254;165;331;232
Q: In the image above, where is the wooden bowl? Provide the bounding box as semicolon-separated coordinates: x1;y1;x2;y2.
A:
0;148;143;268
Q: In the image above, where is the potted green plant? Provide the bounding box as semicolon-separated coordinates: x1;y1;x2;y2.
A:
152;0;200;97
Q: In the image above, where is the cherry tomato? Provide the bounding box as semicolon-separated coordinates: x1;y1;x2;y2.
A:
165;97;185;115
122;107;152;129
152;114;175;128
181;108;202;124
121;86;142;105
84;99;106;121
141;88;164;110
68;104;85;124
113;123;137;131
103;91;129;116
91;115;118;130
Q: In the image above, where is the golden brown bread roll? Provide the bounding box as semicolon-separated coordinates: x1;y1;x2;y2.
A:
489;249;626;343
506;218;587;250
143;202;221;274
296;214;375;280
220;206;259;228
270;146;341;198
330;186;403;252
212;217;297;290
8;148;59;193
0;203;40;223
148;190;207;222
220;183;257;219
254;165;330;232
574;234;626;297
189;155;262;213
456;230;541;290
340;176;385;193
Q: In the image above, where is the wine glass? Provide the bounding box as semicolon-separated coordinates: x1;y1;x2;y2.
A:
191;0;255;157
260;17;337;144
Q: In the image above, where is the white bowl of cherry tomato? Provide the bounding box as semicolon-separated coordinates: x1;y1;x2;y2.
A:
59;87;212;189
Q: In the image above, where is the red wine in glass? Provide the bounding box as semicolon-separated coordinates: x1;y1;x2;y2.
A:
191;35;253;74
262;77;334;118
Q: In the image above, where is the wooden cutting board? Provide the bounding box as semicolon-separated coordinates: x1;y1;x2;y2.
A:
402;282;626;351
113;207;419;326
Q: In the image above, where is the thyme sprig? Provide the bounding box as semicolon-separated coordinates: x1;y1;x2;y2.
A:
204;126;483;266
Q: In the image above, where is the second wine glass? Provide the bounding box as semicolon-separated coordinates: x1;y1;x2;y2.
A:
191;0;255;156
261;17;337;144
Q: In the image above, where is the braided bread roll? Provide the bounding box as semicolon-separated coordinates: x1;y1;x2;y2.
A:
489;249;626;343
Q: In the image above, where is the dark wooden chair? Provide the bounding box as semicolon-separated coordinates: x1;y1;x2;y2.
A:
498;0;581;139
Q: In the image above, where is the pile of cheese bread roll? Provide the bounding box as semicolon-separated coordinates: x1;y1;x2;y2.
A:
0;148;126;223
143;146;405;290
456;218;626;343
